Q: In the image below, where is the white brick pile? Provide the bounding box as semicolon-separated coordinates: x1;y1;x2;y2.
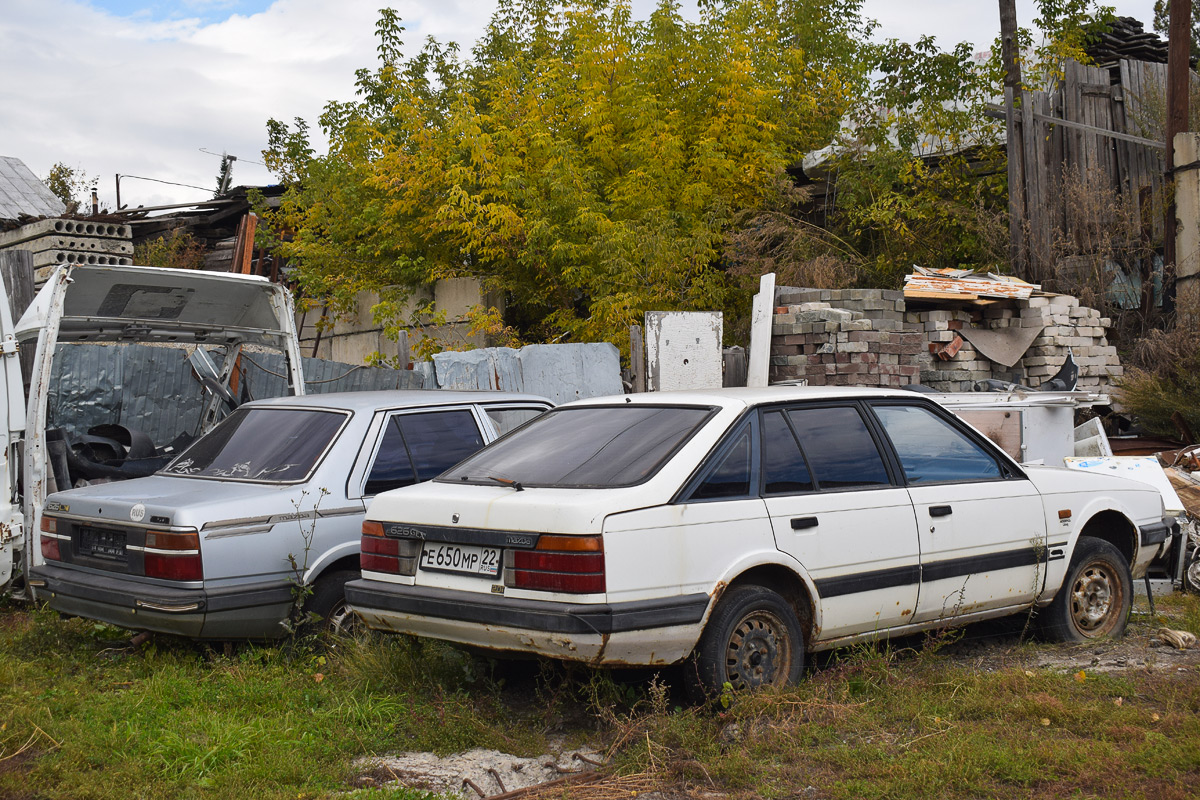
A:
771;286;1122;392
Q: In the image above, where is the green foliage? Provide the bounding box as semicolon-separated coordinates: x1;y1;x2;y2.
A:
261;0;875;351
133;231;207;270
1153;0;1200;62
42;162;93;212
214;154;235;198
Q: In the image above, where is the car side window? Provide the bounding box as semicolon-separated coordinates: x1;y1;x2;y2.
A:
688;424;753;501
484;406;546;437
873;404;1002;483
762;410;814;494
396;409;485;481
364;418;417;495
787;406;890;489
364;409;486;495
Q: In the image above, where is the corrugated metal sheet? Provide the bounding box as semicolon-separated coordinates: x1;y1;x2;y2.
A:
46;345;427;448
0;156;66;221
432;343;622;404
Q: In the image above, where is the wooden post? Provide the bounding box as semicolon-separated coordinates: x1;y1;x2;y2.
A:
396;329;410;370
1174;133;1200;326
746;272;775;388
629;324;646;393
230;212;258;275
1000;0;1028;277
1165;0;1192;315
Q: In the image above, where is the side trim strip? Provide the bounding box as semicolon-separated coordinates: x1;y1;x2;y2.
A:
922;548;1045;583
814;564;920;598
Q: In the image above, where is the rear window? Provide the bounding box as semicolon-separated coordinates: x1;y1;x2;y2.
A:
440;405;714;488
161;407;347;483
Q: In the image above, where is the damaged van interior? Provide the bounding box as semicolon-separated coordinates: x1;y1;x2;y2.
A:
9;265;305;594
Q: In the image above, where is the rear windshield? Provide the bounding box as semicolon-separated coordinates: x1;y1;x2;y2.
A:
161;407;347;483
440;405;714;488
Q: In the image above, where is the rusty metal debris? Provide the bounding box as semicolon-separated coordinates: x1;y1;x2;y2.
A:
903;266;1039;303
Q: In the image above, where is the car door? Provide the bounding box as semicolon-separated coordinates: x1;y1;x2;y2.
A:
868;401;1048;624
762;403;921;641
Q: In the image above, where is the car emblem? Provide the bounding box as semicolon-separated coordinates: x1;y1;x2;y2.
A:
130;503;146;523
451;513;460;523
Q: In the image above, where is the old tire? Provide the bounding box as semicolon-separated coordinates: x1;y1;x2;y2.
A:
1040;538;1132;642
1184;556;1200;595
687;584;805;701
304;570;359;635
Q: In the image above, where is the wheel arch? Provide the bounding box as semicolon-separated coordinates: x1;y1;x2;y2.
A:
726;563;817;648
1075;508;1138;567
305;553;360;586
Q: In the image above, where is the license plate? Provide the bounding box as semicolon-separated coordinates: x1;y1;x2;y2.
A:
419;543;501;577
79;526;127;561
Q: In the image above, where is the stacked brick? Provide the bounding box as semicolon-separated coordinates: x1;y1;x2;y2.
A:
769;287;1122;392
1014;295;1121;389
769;296;923;387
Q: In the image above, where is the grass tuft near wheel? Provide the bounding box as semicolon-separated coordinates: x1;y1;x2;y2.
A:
686;584;804;702
303;570;360;636
1040;538;1132;643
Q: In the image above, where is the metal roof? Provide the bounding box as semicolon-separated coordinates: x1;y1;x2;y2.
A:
0;156;66;221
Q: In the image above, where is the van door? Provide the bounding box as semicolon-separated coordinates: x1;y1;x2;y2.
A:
0;280;26;591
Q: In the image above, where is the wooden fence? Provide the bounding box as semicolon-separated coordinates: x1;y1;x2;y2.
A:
1008;58;1171;291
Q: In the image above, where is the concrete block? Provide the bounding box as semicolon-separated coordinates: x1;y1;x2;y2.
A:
0;218;131;247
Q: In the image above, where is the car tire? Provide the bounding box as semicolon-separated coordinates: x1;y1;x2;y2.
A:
1040;538;1132;642
686;584;805;701
303;570;359;635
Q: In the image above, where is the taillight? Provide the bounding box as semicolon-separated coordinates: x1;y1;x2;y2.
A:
143;531;202;581
511;535;605;594
361;521;401;574
40;516;62;561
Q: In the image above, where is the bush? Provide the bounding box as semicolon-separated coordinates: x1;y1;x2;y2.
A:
1117;328;1200;439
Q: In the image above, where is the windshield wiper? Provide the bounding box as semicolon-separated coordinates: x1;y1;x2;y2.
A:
485;475;524;492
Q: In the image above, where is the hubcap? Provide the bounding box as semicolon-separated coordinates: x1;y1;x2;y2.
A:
327;601;357;636
725;610;790;690
1070;564;1115;633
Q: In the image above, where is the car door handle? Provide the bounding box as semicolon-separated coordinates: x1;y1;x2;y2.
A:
790;516;819;530
929;505;953;517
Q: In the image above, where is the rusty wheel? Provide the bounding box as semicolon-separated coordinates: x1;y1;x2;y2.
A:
687;584;804;700
1041;538;1132;642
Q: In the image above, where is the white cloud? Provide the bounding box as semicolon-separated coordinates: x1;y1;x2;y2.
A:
0;0;498;210
0;0;1162;212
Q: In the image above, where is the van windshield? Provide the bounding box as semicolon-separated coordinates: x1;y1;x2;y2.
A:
161;407;347;483
440;405;713;488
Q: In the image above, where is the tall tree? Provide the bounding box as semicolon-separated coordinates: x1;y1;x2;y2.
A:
261;0;874;349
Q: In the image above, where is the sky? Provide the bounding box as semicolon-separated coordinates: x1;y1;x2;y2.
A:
0;0;1161;211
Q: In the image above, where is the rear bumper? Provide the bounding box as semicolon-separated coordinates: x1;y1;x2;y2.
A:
29;563;292;639
345;579;710;665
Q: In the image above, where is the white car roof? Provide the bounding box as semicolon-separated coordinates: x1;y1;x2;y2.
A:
244;389;552;413
563;386;920;411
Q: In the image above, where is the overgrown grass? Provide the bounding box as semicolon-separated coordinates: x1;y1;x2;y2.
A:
3;594;1200;799
0;607;545;799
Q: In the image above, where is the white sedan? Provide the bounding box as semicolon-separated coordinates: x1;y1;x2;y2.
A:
347;387;1173;696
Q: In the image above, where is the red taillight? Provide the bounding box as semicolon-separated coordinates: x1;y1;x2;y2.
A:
40;516;62;561
361;521;401;574
143;531;202;581
511;535;605;594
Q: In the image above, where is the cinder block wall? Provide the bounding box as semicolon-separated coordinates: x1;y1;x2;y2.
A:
769;287;1121;392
